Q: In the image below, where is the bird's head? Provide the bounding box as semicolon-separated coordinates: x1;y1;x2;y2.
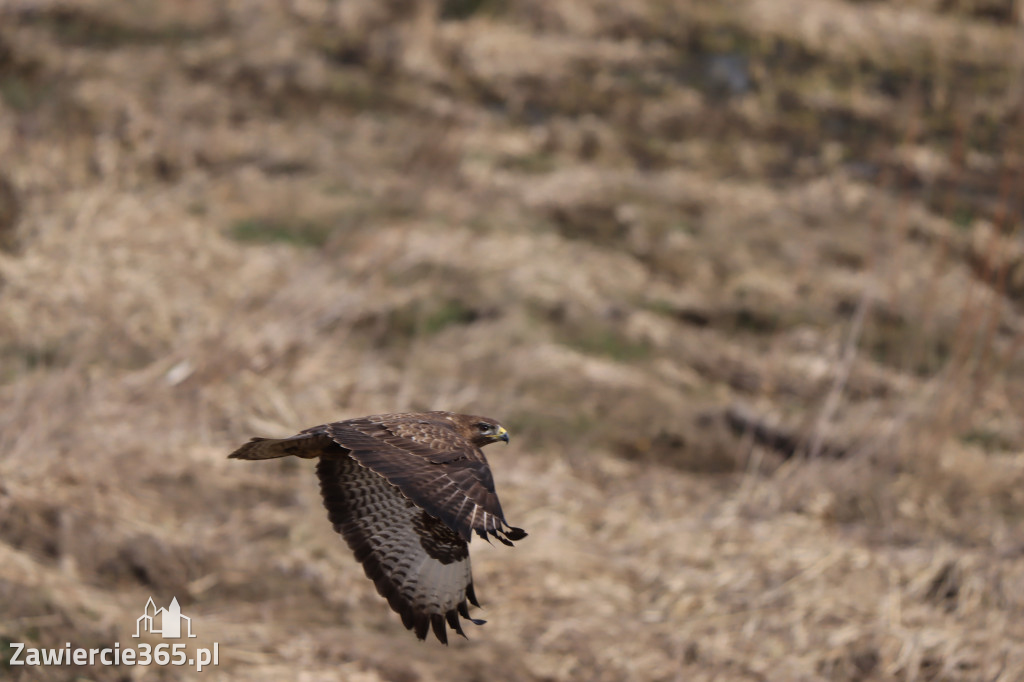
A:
453;414;510;448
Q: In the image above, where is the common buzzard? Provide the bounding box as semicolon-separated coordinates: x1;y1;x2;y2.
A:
228;411;526;643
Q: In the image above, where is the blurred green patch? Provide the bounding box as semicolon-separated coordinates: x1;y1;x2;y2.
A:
729;306;782;334
0;75;56;112
860;308;954;377
440;0;505;20
952;206;976;231
325;71;393;110
498;153;557;174
643;299;678;317
0;343;66;383
1;636;15;671
227;218;334;248
36;9;209;49
562;328;651;362
506;411;596;447
422;300;480;335
357;299;483;347
392;299;480;337
960;427;1018;453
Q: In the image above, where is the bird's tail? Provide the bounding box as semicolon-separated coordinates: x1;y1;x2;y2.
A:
228;438;289;460
228;433;330;460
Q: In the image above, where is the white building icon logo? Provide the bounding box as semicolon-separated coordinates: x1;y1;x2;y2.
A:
133;597;197;639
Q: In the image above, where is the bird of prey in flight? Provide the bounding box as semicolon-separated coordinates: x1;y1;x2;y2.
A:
228;411;526;643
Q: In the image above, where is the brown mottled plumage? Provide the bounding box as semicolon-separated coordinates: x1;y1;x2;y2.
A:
228;411;526;643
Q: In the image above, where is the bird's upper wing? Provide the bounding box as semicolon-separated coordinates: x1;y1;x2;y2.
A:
317;455;484;643
325;416;525;545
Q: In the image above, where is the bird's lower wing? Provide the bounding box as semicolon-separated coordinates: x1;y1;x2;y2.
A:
317;456;485;644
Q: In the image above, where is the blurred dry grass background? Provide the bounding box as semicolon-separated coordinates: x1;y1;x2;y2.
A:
2;0;1024;679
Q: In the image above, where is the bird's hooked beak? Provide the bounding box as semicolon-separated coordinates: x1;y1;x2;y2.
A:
496;426;510;444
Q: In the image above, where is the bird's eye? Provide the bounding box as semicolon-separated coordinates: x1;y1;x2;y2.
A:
476;422;492;433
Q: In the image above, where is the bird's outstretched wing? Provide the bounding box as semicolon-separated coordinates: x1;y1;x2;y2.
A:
317;455;485;643
326;416;526;545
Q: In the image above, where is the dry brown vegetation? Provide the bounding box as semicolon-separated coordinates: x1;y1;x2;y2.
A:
2;0;1024;679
